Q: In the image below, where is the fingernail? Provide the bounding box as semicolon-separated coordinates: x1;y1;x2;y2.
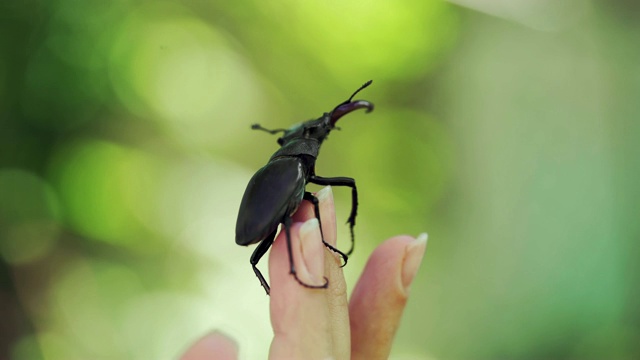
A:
401;233;428;292
300;218;320;240
299;218;323;280
316;186;333;202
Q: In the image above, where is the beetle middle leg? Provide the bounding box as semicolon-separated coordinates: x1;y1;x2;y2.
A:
303;191;348;267
309;176;358;255
283;216;329;291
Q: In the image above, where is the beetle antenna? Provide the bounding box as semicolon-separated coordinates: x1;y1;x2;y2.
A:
347;80;373;103
251;124;286;134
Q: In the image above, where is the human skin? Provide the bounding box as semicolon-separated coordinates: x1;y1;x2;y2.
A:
181;186;427;360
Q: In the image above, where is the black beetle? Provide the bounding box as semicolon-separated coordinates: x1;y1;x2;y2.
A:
235;80;374;295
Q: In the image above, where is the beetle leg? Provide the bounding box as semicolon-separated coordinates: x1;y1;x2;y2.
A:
303;191;348;267
283;216;329;290
309;176;358;255
304;191;348;266
251;124;286;134
250;228;278;295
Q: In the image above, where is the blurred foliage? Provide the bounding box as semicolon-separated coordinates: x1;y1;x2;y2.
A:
1;0;639;359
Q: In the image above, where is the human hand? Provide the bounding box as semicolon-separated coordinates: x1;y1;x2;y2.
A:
181;186;428;359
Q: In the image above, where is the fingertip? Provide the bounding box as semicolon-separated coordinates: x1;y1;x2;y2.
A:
180;331;238;360
315;185;333;203
401;233;428;293
349;234;428;360
365;234;427;296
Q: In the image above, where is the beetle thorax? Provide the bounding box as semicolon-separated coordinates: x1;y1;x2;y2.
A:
278;115;333;144
270;137;321;159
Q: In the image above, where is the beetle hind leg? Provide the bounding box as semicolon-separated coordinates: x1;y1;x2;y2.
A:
250;228;278;295
304;191;348;267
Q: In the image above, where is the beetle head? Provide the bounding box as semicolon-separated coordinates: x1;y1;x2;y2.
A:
276;80;374;145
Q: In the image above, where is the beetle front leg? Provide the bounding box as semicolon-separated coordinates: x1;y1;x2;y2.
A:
251;124;286;134
303;191;348;267
308;176;358;255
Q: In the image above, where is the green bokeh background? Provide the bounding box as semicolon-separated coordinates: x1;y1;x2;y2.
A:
1;0;639;359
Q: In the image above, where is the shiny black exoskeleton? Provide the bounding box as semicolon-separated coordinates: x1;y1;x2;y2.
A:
235;80;374;295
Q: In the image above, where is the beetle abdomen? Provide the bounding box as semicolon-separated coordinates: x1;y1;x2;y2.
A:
235;157;306;246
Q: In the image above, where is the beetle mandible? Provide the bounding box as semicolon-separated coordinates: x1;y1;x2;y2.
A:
235;80;374;295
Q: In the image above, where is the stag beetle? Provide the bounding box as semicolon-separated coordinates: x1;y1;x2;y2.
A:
235;80;374;295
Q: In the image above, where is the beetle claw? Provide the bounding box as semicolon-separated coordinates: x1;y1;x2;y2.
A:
322;241;349;267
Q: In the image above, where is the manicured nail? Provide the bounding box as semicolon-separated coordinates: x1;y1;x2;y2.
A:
300;218;320;240
316;185;333;202
299;218;323;280
401;233;428;292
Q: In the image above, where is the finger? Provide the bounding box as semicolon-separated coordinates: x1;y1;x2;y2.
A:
179;331;238;360
269;217;332;359
349;233;428;360
316;186;350;358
